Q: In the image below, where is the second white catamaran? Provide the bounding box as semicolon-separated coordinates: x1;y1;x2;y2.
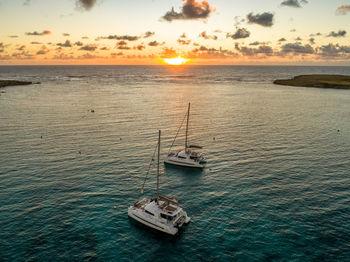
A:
165;103;206;169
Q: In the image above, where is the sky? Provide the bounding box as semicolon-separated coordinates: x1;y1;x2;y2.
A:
0;0;350;65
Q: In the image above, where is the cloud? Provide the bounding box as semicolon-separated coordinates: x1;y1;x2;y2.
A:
8;35;19;38
76;0;96;11
82;36;89;39
11;51;34;59
249;41;267;46
281;0;308;8
111;52;123;57
0;43;5;52
199;31;218;40
235;44;274;56
336;5;350;15
78;53;102;59
226;28;250;40
148;41;164;47
25;30;51;36
143;31;155;38
162;0;214;22
36;45;49;55
60;13;74;19
310;32;321;37
74;41;84;46
63;33;70;36
23;0;31;6
177;39;191;45
17;45;26;51
309;38;315;44
54;53;74;60
188;46;238;59
125;54;155;59
247;12;274;27
31;41;42;45
98;35;140;41
327;30;347;38
234;16;245;28
57;40;72;47
278;38;287;42
281;43;314;54
116;41;130;50
160;47;177;57
134;44;146;51
79;44;98;51
319;43;350;57
0;54;12;60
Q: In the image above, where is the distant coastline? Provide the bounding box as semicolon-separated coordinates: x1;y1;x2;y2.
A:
273;74;350;89
0;80;35;89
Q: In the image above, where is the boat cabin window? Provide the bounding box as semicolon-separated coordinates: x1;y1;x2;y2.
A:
161;213;173;221
178;156;186;159
145;210;154;216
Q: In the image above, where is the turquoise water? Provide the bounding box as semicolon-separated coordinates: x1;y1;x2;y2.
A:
0;66;350;261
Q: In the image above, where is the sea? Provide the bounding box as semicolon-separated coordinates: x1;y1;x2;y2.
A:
0;65;350;261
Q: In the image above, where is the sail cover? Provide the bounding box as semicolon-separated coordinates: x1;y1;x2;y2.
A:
189;145;203;149
159;194;178;204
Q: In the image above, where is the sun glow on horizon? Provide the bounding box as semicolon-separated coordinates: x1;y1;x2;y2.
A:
163;56;190;65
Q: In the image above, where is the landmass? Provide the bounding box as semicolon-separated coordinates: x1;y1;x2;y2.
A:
0;80;37;89
273;74;350;89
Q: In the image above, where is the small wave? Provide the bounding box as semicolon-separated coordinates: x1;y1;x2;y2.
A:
67;75;89;78
169;75;196;79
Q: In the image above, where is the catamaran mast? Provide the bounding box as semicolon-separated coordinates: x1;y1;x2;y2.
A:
157;130;160;200
185;103;190;151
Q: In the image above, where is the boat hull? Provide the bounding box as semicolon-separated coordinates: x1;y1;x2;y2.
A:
164;157;204;169
128;207;179;235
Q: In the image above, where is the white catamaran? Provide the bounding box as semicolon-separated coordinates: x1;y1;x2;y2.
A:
128;130;190;235
164;103;206;169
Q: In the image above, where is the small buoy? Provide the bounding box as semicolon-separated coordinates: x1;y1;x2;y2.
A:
120;137;122;140
91;109;95;113
40;136;42;139
337;130;340;132
113;206;116;209
79;151;81;154
213;137;215;140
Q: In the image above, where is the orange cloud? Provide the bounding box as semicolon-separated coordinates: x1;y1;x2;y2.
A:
25;30;51;36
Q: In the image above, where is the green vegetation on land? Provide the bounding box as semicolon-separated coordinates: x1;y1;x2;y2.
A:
273;74;350;89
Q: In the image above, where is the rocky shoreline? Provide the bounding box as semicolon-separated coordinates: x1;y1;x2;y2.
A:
0;80;37;89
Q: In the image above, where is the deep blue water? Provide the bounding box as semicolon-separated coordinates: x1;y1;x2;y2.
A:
0;65;350;261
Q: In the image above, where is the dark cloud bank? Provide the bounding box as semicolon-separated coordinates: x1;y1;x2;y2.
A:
247;12;274;27
162;0;214;22
281;0;308;8
76;0;96;11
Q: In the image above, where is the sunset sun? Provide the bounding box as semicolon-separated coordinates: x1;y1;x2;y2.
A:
163;56;190;65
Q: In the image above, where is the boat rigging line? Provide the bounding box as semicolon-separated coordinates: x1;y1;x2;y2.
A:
168;110;188;155
139;140;158;197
